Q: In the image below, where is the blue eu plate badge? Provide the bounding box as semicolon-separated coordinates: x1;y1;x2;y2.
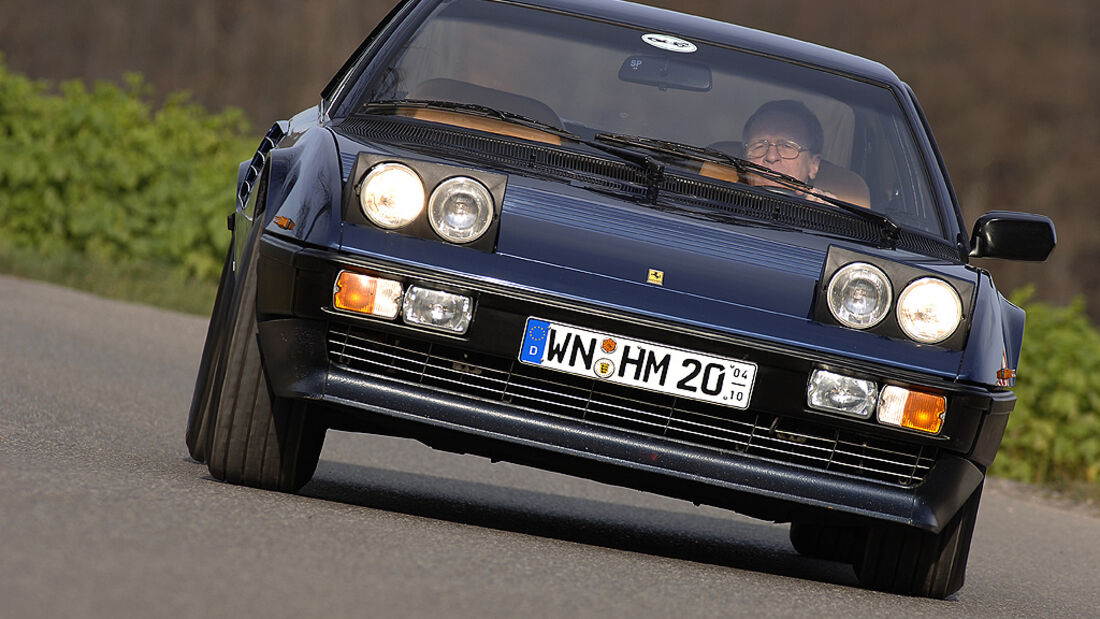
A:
520;318;550;364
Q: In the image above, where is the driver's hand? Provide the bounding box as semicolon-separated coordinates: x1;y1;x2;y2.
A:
803;188;837;204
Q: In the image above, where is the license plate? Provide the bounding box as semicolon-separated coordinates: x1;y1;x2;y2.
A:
518;318;756;409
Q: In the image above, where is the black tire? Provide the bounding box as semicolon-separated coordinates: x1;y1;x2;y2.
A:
205;227;325;492
185;245;235;463
855;483;983;598
789;522;866;564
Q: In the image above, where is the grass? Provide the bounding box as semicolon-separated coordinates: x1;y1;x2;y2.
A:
0;241;217;316
1043;481;1100;511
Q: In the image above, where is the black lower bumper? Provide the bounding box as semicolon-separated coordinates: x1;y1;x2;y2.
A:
253;234;1012;533
259;316;992;533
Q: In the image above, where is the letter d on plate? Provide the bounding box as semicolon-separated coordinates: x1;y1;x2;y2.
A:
520;318;550;364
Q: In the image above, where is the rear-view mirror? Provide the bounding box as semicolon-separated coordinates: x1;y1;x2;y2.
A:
618;55;712;92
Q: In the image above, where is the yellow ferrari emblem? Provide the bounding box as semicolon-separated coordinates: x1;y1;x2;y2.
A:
647;269;664;286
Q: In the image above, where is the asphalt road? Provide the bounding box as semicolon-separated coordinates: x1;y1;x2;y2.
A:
2;274;1098;618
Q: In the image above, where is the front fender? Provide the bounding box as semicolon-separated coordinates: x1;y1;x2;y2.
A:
959;269;1020;387
262;125;344;250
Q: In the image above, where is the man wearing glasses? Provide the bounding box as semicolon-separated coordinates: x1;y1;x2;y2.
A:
742;99;829;197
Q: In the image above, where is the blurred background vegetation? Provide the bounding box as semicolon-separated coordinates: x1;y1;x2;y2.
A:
0;0;1097;488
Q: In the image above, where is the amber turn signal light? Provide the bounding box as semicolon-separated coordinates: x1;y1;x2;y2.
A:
878;386;946;434
333;271;402;319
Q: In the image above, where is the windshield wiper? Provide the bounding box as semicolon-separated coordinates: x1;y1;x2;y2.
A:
594;132;902;246
362;99;668;198
595;132;807;186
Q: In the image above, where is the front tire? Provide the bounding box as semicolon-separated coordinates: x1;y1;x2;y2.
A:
789;522;866;564
185;245;235;463
205;228;325;492
855;483;983;598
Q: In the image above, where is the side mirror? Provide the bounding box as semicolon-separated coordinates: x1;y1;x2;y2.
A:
969;211;1056;261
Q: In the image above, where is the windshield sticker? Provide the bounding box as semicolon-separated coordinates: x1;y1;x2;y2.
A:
641;33;698;54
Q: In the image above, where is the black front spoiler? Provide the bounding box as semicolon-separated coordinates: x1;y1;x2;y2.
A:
258;317;984;533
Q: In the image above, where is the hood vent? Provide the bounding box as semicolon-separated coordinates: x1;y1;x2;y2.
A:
339;116;647;195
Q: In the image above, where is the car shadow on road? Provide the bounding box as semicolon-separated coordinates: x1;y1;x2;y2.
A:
298;458;861;590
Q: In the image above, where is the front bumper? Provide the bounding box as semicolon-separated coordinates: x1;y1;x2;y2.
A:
255;234;1014;532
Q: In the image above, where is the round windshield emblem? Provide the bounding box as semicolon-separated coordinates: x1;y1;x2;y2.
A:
641;33;697;54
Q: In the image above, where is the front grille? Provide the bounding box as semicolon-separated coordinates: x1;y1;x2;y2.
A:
327;324;936;487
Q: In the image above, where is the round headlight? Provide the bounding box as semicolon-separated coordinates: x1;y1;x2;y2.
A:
897;277;962;344
428;177;494;243
359;163;425;229
826;262;892;329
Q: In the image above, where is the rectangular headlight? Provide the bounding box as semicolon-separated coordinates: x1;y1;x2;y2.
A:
402;286;472;334
807;369;878;419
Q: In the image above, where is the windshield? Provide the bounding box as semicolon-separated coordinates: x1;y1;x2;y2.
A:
353;0;943;238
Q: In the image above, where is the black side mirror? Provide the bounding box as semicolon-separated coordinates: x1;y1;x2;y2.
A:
969;211;1056;261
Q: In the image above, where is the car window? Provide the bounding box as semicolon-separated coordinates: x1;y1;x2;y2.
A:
355;0;944;238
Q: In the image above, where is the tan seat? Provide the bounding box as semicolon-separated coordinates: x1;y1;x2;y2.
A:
707;140;871;208
814;160;870;208
407;78;563;129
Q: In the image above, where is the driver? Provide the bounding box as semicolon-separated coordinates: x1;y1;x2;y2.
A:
741;99;827;195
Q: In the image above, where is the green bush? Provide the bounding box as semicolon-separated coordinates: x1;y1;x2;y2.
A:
0;56;253;282
992;288;1100;484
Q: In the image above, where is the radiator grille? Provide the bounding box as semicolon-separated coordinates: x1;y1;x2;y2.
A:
327;324;936;487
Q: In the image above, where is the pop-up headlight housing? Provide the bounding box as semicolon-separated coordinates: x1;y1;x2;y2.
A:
345;153;507;252
815;246;974;350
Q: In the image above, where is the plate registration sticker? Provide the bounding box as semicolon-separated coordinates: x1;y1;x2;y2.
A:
518;318;756;409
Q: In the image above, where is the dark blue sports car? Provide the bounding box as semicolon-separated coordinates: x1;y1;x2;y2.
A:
186;0;1055;598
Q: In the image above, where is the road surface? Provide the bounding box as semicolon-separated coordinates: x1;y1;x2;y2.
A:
2;275;1097;617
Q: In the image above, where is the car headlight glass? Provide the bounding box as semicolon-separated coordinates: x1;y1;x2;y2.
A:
428;177;494;243
402;286;473;334
896;277;963;344
826;262;892;329
360;163;425;229
807;369;877;418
